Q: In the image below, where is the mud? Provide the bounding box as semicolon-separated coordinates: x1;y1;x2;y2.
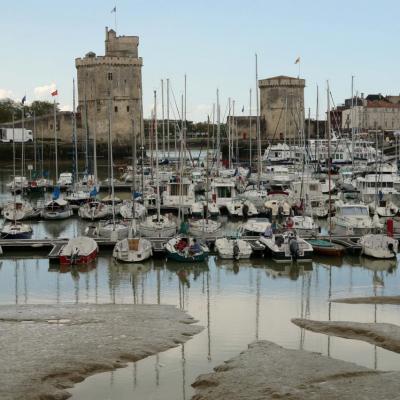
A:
0;304;202;400
292;318;400;354
191;340;400;400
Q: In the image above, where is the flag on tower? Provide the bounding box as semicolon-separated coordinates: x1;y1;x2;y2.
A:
51;90;58;97
111;6;116;13
21;95;26;105
294;57;301;64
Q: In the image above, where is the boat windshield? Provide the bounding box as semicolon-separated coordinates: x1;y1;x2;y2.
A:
341;206;368;216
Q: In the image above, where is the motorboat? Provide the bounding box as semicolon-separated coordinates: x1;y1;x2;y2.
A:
306;239;345;257
238;218;272;237
359;234;398;259
65;190;91;210
259;231;313;263
41;199;73;220
209;178;237;208
189;219;221;237
57;172;73;190
215;238;253;259
284;216;319;236
162;180;196;208
6;176;28;193
1;199;39;221
226;199;258;218
96;220;131;240
139;215;177;238
331;201;380;235
59;236;98;265
368;200;399;218
78;200;111;221
264;192;291;218
113;237;153;263
0;222;33;239
165;235;209;262
119;200;147;220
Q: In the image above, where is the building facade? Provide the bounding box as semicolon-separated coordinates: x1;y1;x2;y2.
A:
341;97;400;132
259;76;305;141
75;28;143;143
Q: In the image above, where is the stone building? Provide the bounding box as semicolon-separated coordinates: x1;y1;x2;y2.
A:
0;111;80;142
341;96;400;133
75;28;143;143
258;76;305;141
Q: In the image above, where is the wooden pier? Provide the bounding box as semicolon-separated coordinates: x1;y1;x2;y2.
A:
0;233;391;260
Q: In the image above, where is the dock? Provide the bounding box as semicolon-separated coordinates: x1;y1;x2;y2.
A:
0;233;390;259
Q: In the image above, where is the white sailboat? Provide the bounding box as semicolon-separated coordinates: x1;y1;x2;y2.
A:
359;234;398;259
139;90;176;238
1;117;33;239
113;237;152;263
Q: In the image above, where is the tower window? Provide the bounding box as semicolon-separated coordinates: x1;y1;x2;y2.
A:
127;105;130;112
108;72;113;80
114;106;118;112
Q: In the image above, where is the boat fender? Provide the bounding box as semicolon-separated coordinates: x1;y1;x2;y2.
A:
388;242;396;256
289;238;299;261
233;242;240;260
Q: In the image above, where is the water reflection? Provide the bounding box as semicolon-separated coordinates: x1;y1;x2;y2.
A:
1;254;400;399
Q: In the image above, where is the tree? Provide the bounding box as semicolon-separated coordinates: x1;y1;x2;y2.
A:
28;100;58;117
0;98;20;123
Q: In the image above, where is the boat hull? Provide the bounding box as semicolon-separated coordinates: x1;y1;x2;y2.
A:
60;248;98;265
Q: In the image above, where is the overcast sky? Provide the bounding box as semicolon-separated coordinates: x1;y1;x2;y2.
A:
1;0;399;121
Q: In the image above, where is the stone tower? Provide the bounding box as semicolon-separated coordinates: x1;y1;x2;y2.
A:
75;27;143;143
259;76;305;141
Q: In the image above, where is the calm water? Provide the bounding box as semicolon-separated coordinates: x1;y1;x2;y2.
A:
1;254;400;399
1;166;400;399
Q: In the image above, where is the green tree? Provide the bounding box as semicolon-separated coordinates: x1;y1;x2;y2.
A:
0;98;20;123
28;100;58;117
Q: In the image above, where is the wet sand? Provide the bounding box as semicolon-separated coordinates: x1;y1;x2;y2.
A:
0;304;202;400
331;295;400;305
292;318;400;353
191;340;399;400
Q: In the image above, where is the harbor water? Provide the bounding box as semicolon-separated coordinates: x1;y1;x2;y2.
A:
1;167;400;399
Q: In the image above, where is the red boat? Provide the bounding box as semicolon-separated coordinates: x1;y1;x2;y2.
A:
59;236;99;265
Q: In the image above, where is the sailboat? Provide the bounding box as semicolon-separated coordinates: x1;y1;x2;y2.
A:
139;90;176;238
215;237;253;259
1;118;33;239
1;197;39;221
189;114;221;237
96;86;130;241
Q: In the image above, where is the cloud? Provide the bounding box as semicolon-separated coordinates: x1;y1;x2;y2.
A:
60;104;72;112
34;83;57;99
0;89;13;100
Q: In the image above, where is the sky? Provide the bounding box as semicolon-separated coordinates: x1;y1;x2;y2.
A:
1;0;400;122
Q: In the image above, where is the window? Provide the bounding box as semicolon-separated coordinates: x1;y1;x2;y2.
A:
108;72;113;81
114;106;118;113
96;100;101;112
127;105;130;112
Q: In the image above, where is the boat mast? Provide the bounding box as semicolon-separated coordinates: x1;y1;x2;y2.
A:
327;81;332;238
92;80;98;185
131;109;136;223
255;53;262;188
249;88;252;170
167;78;170;159
216;89;221;171
108;87;116;227
21;103;25;179
161;79;165;158
12;114;16;225
153;90;161;222
33;111;36;172
351;75;355;169
228;98;231;169
72;78;79;185
53;94;58;183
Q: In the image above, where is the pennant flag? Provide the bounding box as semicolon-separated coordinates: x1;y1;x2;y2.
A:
241;106;245;113
51;90;58;97
52;186;60;200
21;95;26;105
294;57;301;64
111;6;116;12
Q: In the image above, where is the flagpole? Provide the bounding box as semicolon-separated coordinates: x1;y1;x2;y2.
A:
114;2;117;32
54;95;58;183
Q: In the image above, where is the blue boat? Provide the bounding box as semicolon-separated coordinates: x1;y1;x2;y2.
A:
0;222;33;239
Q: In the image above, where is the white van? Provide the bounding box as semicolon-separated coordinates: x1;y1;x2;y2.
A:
0;128;33;143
